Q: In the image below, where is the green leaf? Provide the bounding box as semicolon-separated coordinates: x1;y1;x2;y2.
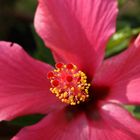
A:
31;25;55;65
9;114;44;126
124;105;140;119
106;27;140;58
118;0;127;8
134;106;140;119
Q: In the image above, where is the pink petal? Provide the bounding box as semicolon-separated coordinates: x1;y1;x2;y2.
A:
89;103;140;140
94;35;140;105
34;0;118;77
0;41;64;121
12;110;89;140
12;103;140;140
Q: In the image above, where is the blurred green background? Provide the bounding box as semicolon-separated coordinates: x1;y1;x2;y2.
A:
0;0;140;139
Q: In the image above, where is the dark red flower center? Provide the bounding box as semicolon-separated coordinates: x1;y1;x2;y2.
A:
47;63;91;105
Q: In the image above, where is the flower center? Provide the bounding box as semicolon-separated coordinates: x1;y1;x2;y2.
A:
47;63;91;105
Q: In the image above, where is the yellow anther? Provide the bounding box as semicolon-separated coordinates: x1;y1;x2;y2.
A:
73;65;77;69
64;86;67;89
86;95;89;98
69;95;74;99
61;99;65;102
78;85;81;89
77;101;80;104
85;89;88;94
77;93;81;97
71;87;74;91
54;69;60;72
56;94;59;97
71;102;76;105
63;92;68;98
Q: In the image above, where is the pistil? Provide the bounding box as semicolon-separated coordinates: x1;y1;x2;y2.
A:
47;63;90;105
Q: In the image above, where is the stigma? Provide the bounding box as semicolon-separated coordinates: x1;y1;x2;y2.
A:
47;63;91;105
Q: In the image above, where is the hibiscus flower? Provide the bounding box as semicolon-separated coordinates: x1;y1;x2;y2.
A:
0;0;140;139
